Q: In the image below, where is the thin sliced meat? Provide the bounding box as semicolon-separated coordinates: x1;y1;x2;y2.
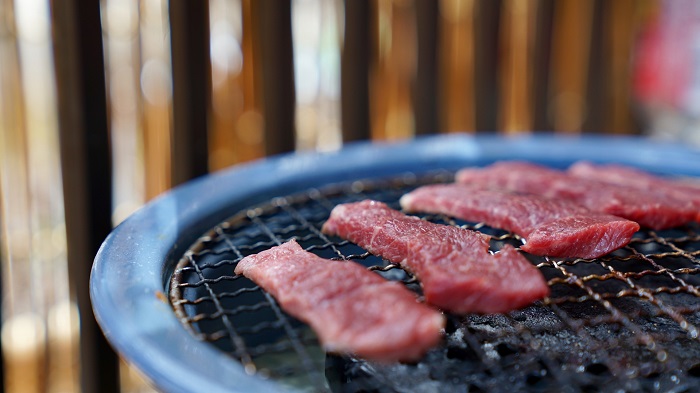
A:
400;184;639;259
569;161;700;222
234;239;445;362
456;161;697;230
321;200;549;314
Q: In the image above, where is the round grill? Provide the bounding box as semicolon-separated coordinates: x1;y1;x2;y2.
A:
169;172;700;393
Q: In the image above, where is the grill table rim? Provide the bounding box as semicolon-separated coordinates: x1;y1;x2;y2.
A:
90;134;700;393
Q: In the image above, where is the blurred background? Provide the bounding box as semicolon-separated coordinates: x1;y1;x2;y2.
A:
0;0;698;392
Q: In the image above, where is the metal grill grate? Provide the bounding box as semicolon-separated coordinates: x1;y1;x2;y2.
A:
169;172;700;392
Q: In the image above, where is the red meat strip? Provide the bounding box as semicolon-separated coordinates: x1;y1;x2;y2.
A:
400;184;639;259
234;239;445;362
569;161;700;222
321;200;549;314
456;161;697;230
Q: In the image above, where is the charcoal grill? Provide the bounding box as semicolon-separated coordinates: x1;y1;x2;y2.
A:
91;134;700;393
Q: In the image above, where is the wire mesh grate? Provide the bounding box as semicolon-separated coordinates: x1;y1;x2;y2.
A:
169;172;700;392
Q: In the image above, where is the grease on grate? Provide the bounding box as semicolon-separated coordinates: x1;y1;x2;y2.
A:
170;172;700;392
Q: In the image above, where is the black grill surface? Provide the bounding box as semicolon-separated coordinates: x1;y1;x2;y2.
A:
169;172;700;392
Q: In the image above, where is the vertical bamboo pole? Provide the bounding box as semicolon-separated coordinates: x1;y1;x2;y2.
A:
603;0;638;134
499;0;539;134
51;0;121;391
169;0;212;185
549;0;594;133
439;0;476;133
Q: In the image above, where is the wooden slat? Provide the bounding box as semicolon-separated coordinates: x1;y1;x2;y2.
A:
139;0;173;200
532;0;554;131
603;0;639;134
583;0;605;133
50;0;120;392
414;0;439;135
473;0;501;131
372;0;417;141
439;0;477;133
499;0;540;134
256;0;296;155
549;0;595;133
169;1;212;185
341;0;371;142
0;0;13;357
0;42;31;383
